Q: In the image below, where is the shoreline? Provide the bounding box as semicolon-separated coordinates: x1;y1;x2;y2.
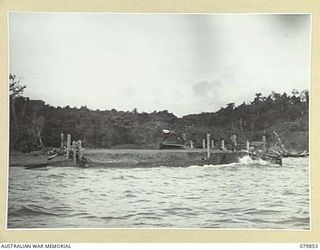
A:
9;148;248;168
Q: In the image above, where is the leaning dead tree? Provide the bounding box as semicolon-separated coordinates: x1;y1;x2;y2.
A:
9;74;26;149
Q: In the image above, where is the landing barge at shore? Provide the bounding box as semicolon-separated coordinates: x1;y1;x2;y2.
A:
10;149;249;169
9;132;284;168
82;149;249;168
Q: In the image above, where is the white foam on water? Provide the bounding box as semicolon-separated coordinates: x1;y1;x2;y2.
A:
161;156;274;169
188;165;203;168
238;155;254;165
257;159;268;165
238;155;268;166
189;162;241;168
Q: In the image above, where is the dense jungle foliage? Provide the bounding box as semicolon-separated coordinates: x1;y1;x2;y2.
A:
9;75;309;152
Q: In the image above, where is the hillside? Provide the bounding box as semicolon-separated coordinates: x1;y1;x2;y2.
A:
9;75;309;152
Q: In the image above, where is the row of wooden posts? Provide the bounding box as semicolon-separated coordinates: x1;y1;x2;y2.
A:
60;133;83;165
60;133;266;164
192;134;267;159
189;135;241;150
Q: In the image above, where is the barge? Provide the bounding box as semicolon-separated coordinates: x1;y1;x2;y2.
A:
81;148;249;168
10;131;285;169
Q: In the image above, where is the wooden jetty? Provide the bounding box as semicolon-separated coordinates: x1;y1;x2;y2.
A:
82;148;248;168
10;133;283;169
78;132;250;167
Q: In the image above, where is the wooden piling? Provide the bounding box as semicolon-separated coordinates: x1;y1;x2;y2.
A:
182;133;187;148
66;134;71;159
247;141;250;152
72;141;77;165
221;140;226;150
60;133;64;154
262;136;267;153
190;140;194;149
202;139;206;149
207;134;211;159
211;140;214;149
78;140;83;161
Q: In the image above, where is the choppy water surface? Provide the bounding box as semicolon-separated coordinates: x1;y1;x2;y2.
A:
7;157;310;229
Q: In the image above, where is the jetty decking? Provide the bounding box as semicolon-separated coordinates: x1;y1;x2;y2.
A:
9;148;249;168
9;132;278;168
83;149;248;168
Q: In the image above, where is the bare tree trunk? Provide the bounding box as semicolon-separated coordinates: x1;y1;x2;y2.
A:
251;120;255;131
10;98;21;150
39;137;43;148
37;128;43;147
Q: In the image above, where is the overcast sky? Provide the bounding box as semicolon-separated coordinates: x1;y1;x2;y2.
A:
9;13;310;117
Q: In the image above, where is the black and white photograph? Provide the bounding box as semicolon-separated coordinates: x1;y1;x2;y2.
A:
7;13;310;229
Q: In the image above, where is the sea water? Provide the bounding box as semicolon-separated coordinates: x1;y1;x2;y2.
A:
7;157;310;229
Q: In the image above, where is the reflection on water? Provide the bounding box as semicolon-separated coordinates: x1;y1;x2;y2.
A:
7;157;310;229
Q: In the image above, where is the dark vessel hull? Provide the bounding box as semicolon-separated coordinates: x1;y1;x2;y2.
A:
159;143;185;150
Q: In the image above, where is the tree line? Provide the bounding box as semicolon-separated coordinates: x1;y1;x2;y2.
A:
9;74;309;152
